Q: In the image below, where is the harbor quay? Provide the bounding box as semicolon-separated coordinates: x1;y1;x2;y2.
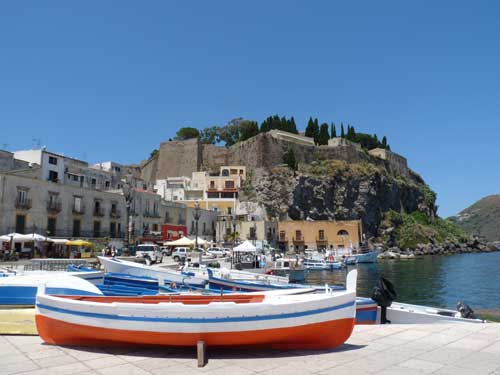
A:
2;323;500;375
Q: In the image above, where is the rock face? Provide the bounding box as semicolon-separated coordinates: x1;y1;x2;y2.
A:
254;162;435;238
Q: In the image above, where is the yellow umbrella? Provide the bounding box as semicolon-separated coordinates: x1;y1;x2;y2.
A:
66;240;92;247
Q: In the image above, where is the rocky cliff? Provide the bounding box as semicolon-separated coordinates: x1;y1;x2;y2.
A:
252;160;436;239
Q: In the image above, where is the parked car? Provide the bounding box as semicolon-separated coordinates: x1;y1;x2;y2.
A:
172;247;190;262
135;244;162;265
160;246;172;257
206;247;228;258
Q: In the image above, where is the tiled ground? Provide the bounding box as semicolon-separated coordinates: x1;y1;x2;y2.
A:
2;323;500;375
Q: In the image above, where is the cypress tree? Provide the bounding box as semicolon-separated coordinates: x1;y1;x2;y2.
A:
290;117;298;134
318;123;330;145
305;117;315;139
340;123;345;138
313;118;320;144
330;123;337;138
283;147;297;171
382;136;387;148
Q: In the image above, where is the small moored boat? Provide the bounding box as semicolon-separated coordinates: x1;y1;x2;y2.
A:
35;270;358;350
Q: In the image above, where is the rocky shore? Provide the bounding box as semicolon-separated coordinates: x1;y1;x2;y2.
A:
377;238;499;259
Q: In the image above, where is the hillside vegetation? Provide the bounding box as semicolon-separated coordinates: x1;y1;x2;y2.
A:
450;195;500;241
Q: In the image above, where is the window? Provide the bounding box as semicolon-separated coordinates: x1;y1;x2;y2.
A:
207;192;219;199
93;221;101;237
224;180;235;189
319;230;325;240
152;224;158;232
295;230;302;241
221;169;229;176
48;170;58;182
17;189;28;204
110;222;116;238
337;229;349;236
105;181;110;188
91;178;96;187
227;207;232;215
48;156;58;165
249;226;256;239
202;222;206;233
15;215;26;234
279;231;286;240
117;223;122;237
209;181;215;189
72;219;81;237
73;196;82;213
47;217;56;236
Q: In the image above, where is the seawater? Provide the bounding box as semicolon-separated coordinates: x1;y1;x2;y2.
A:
304;252;500;309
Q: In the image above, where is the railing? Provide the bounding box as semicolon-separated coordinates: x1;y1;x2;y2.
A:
110;208;121;218
46;200;62;213
47;229;124;239
72;204;85;214
93;207;105;217
316;236;328;242
144;211;161;218
293;236;304;243
15;198;32;209
278;236;288;242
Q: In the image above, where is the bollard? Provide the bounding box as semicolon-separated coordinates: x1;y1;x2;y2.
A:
197;340;206;367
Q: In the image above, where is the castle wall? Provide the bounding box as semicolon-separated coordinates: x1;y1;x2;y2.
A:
155;138;200;180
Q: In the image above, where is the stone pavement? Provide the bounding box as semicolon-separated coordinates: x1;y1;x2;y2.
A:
2;323;500;375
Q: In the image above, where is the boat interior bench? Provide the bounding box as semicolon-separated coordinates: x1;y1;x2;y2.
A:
54;294;266;304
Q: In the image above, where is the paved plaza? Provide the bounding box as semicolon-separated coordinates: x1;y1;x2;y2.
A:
2;323;500;375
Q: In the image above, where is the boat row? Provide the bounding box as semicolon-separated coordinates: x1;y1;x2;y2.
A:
0;255;486;351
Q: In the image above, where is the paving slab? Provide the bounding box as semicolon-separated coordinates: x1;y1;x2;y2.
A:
2;323;500;374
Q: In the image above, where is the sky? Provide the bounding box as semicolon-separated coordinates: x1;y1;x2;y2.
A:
1;1;499;217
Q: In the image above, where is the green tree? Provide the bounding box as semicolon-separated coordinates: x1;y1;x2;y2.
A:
305;117;316;139
382;136;387;148
289;117;298;134
149;149;159;159
175;127;200;140
340;123;345;138
239;120;259;142
330;123;336;138
199;126;220;144
283;147;297;170
318;123;330;145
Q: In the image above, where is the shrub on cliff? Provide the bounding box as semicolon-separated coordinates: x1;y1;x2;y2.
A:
175;127;200;140
382;210;468;249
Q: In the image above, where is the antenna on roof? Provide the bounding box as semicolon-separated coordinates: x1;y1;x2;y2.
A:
32;138;42;149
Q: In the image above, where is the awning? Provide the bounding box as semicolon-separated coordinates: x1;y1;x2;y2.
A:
51;239;70;245
66;240;93;247
189;237;209;246
2;233;51;242
233;240;257;252
163;237;194;247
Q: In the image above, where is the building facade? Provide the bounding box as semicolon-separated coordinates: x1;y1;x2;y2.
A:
277;220;362;253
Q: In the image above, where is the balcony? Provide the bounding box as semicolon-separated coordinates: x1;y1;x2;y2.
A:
46;200;62;213
144;210;161;218
316;235;328;243
246;234;257;240
292;236;304;244
278;236;288;243
15;198;32;210
72;204;85;215
93;207;105;217
110;208;121;219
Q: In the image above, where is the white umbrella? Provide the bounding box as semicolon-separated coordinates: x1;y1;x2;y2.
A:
12;233;52;242
233;240;257;252
163;237;194;247
189;237;208;246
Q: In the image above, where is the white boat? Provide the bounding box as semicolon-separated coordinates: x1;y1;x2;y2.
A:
35;270;358;349
267;258;306;282
303;259;343;270
0;273;103;306
98;257;206;287
345;250;379;264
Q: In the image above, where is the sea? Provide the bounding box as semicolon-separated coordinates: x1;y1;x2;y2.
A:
304;252;500;310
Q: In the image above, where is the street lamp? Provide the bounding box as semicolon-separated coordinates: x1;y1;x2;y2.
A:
193;201;201;263
122;181;135;252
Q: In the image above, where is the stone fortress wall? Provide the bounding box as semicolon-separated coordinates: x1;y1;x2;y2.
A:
142;130;411;181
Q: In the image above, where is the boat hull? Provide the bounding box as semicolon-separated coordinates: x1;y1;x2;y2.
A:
98;257;206;287
36;314;354;350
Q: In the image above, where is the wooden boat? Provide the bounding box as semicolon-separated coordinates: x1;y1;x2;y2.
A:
303;259;343;270
0;274;103;306
267;258;306;282
35;270;358;349
98;256;206;287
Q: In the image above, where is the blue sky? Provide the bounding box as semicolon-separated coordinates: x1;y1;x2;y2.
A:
1;1;499;217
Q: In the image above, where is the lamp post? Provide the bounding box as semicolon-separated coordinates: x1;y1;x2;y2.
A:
122;181;135;253
193;201;201;263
